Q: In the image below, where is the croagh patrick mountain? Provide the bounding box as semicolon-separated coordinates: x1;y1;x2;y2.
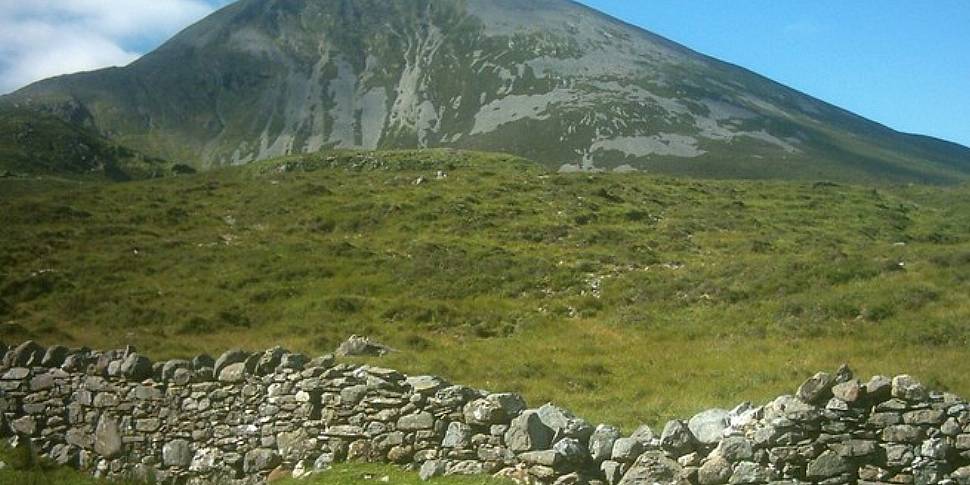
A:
3;0;970;183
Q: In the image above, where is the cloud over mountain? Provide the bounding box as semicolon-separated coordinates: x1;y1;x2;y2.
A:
0;0;224;94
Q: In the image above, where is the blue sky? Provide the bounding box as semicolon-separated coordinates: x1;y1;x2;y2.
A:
0;0;966;147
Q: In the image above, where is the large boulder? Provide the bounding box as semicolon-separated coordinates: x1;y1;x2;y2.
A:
688;409;730;446
505;410;554;452
618;451;688;485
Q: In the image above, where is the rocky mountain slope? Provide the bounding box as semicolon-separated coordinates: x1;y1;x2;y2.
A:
3;0;970;183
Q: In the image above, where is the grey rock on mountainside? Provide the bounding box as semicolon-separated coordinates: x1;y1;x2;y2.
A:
3;0;970;183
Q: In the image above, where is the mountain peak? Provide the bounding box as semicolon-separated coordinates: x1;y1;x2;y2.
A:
4;0;969;183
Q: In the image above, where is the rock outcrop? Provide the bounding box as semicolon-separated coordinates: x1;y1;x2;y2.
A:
1;340;970;485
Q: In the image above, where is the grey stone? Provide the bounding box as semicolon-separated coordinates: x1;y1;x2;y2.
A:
904;409;945;425
806;450;849;479
213;349;249;377
699;456;733;485
830;379;864;403
94;415;123;458
729;461;772;484
10;341;44;367
553;437;589;467
163;439;192;468
711;436;753;463
882;425;924;443
442;422;472;448
243;448;280;473
883;443;915;468
520;450;562;467
630;424;655;445
865;375;893;402
120;353;152;381
191;354;215;370
796;372;835;404
618;451;685;485
407;375;448;395
892;375;929;402
660;420;696;456
505;410;554;452
420;460;446;481
688;409;730;445
397;412;435;431
538;403;594;443
161;360;191;381
589;424;621;463
40;345;69;368
217;362;247;383
464;393;526;426
335;335;392;357
611;438;644;463
602;460;627;485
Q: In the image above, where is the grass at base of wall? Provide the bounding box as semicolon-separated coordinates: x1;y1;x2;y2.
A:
0;440;511;485
280;463;512;485
0;441;110;485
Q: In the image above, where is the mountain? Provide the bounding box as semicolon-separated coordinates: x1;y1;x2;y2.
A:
3;0;969;183
0;106;192;180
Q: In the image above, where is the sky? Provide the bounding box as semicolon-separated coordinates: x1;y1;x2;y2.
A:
0;0;966;147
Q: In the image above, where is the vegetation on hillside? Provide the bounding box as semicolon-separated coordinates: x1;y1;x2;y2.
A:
3;149;970;428
0;107;193;181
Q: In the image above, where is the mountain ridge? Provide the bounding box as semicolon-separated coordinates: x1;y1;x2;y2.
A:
3;0;969;183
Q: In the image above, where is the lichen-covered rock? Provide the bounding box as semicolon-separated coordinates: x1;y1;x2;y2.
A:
213;349;249;377
217;362;247;383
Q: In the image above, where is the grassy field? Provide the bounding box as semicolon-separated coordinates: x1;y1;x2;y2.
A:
3;149;970;429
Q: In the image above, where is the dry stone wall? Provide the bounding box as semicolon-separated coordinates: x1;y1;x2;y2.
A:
2;340;970;485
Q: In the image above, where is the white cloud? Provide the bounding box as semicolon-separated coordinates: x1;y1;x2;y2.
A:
0;0;226;94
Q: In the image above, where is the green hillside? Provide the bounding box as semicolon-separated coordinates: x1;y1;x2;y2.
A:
3;149;970;428
0;107;192;181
